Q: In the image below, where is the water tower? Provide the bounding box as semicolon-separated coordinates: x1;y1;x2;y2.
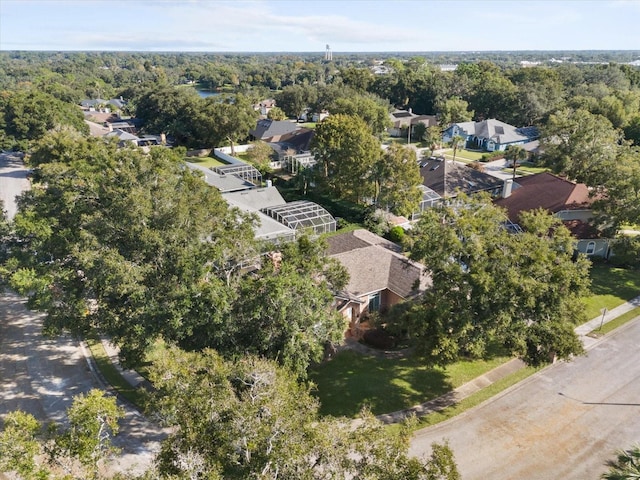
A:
324;44;332;61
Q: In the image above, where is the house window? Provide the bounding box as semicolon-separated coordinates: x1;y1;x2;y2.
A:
368;292;381;312
586;241;596;255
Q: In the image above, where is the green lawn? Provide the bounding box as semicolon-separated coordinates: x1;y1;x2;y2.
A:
503;165;549;176
516;165;549;174
184;156;225;168
311;265;640;419
309;348;510;417
441;148;484;162
86;337;149;409
583;265;640;320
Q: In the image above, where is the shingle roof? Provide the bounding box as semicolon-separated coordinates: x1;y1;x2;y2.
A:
277;128;315;153
455;119;531;145
249;119;300;140
326;230;430;299
494;172;593;222
420;159;502;197
105;129;139;142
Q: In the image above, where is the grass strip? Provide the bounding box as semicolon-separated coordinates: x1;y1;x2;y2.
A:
386;365;538;434
587;307;640;338
85;337;148;409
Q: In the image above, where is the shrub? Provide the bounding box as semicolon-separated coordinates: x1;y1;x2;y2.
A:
362;328;396;350
480;151;505;162
364;208;390;236
609;236;640;269
467;161;485;172
388;225;406;243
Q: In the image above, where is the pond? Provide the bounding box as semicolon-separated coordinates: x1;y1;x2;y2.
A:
196;89;220;99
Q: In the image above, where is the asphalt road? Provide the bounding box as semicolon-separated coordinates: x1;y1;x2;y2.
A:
410;317;640;479
0;155;167;475
0;151;30;220
0;291;167;475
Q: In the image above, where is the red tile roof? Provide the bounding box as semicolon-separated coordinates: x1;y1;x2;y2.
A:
494;172;593;222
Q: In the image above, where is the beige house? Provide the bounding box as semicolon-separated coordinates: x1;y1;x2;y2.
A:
326;229;430;338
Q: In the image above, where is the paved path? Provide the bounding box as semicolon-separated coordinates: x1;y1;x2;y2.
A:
481;158;514;180
376;295;640;424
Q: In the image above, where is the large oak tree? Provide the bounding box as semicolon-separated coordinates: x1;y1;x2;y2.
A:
311;113;381;203
150;347;460;480
395;194;591;366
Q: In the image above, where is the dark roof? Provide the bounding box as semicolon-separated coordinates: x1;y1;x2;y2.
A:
515;126;540;139
412;115;438;127
494;172;593;222
249;119;300;140
420;159;502;197
277;128;315;153
326;230;429;299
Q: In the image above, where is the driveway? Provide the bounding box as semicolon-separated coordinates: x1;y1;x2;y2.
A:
0;151;30;220
410;317;640;479
480;158;514;180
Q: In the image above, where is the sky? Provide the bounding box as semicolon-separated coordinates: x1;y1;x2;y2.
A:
1;0;640;52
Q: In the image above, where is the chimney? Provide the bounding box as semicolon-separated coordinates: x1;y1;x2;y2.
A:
266;179;273;188
502;178;513;198
408;107;412;114
160;133;166;145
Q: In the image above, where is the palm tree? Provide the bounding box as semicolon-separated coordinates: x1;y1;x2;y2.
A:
451;135;465;163
602;445;640;480
504;145;527;180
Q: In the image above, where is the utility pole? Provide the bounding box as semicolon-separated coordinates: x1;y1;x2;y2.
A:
599;308;608;330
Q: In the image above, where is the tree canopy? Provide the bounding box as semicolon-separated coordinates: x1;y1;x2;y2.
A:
311;113;381;203
393;194;591;366
6;131;256;367
149;346;459;480
602;445;640;480
0;390;123;480
0;88;88;150
540;107;621;186
373;143;423;217
6;130;347;376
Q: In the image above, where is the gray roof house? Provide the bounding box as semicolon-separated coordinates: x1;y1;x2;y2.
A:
249;119;300;141
419;157;503;198
80;98;127;111
185;162;335;242
442;119;538;152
